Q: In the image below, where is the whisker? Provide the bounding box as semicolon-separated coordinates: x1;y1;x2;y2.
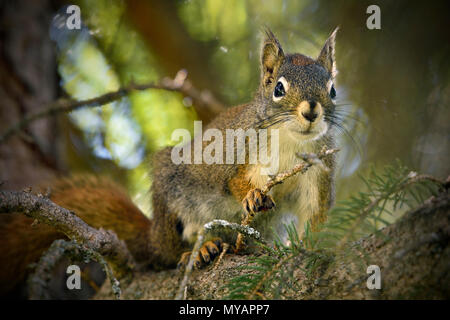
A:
256;110;296;128
326;117;363;157
329;113;365;126
258;116;293;129
330;107;367;125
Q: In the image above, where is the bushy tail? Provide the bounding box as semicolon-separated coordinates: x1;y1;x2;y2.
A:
0;175;154;297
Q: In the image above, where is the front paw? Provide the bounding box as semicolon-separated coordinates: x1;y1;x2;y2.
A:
242;188;275;215
177;238;223;269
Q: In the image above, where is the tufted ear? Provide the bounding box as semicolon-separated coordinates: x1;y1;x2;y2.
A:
261;28;285;87
317;27;338;78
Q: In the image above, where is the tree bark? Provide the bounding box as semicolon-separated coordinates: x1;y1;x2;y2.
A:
301;191;450;299
95;191;449;299
0;0;61;190
0;190;135;281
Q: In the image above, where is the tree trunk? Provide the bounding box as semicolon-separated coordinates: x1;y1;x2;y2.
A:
0;0;61;190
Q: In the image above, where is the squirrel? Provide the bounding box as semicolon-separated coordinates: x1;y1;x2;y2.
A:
0;28;338;296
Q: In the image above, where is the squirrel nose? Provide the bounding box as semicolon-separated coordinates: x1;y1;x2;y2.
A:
301;101;318;122
302;111;318;122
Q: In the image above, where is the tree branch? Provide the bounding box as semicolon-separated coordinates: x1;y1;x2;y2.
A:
0;189;135;281
175;148;339;299
175;219;263;300
96;190;450;300
0;70;225;144
235;147;340;252
28;239;122;299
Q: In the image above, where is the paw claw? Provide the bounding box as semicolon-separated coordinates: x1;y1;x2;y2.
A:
177;238;224;269
177;251;191;269
200;246;211;263
242;188;275;215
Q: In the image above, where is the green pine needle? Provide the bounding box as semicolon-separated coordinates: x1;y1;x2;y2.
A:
224;160;444;300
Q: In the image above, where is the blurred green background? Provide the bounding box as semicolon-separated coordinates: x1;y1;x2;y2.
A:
53;0;449;218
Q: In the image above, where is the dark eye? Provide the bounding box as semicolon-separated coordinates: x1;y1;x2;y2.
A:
330;85;336;99
274;81;286;98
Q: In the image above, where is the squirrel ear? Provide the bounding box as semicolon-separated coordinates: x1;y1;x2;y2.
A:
317;27;338;78
261;28;285;86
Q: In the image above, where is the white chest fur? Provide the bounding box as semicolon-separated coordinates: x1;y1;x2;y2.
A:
246;128;324;239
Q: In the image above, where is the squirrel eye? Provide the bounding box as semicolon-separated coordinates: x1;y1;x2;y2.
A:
330;85;337;99
274;81;285;98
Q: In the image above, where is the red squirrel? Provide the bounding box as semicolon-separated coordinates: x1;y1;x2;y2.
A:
0;28;338;296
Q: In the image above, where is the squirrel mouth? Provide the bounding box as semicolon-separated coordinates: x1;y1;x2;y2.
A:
290;128;314;136
287;121;327;139
299;126;314;135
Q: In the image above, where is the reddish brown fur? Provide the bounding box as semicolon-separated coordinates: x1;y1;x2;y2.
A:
228;165;253;202
0;175;182;296
0;28;338;297
290;53;315;66
0;214;60;295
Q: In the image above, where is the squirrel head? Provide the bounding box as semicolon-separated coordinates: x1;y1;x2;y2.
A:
257;27;339;142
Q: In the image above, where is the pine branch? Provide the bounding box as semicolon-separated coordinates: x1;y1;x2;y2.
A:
225;161;447;300
225;222;310;299
336;171;446;249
